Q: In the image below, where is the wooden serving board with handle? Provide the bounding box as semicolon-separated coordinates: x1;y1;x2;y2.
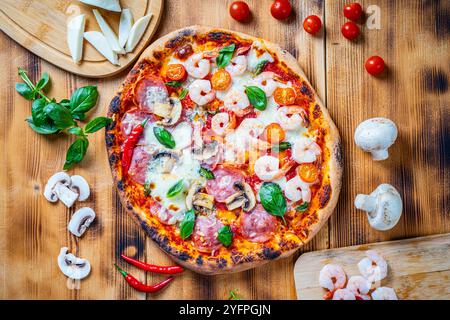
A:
0;0;163;78
294;234;450;300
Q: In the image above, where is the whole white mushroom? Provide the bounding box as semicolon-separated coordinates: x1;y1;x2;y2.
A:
354;117;398;161
355;184;403;231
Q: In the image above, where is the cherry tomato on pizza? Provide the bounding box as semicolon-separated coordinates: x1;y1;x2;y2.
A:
211;69;232;91
343;3;363;21
297;163;319;183
273;87;296;105
270;0;292;20
365;56;385;76
263;123;286;144
229;1;251;22
303;15;322;35
341;21;360;40
166;64;187;81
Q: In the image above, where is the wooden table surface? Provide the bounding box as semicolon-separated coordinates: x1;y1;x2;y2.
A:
0;0;448;300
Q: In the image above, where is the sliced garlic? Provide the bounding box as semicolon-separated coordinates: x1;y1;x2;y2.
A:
84;31;119;65
119;8;134;49
125;14;153;53
92;9;125;54
78;0;121;12
67;14;86;63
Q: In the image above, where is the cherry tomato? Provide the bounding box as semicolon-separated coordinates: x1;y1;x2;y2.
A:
270;0;292;20
344;3;363;21
211;69;232;91
297;163;319;183
166;64;186;81
263;123;286;144
273;87;296;105
303;15;322;35
341;21;360;40
229;1;250;22
365;56;385;76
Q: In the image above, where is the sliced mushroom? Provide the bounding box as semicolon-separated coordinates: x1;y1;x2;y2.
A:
55;183;79;208
70;175;90;201
192;140;219;161
44;172;72;202
225;181;256;212
155;98;182;126
68;207;96;237
186;181;215;211
57;247;91;280
149;150;180;174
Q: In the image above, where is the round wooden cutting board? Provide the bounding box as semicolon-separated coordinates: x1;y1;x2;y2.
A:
0;0;163;78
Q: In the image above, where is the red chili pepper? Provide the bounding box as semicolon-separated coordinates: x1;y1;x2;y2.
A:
114;264;174;293
121;118;150;177
121;254;184;274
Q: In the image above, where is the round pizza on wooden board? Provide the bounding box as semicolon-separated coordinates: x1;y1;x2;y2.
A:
106;26;343;274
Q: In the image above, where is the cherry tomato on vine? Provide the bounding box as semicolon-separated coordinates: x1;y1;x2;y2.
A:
365;56;385;76
344;3;363;21
270;0;292;20
303;15;322;35
341;21;360;40
229;1;250;22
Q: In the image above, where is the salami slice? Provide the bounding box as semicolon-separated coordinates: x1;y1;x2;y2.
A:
149;201;179;225
128;146;150;185
239;204;278;243
193;215;224;253
206;167;244;203
135;76;169;113
121;109;150;139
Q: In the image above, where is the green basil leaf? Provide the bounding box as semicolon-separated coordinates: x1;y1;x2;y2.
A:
296;202;309;212
35;72;50;91
144;182;152;197
69;85;99;114
199;167;215;180
217;226;233;247
153;126;176;149
60;99;71;108
85;117;112;133
31;98;50;127
15;83;36;100
44;102;76;129
216;43;236;68
63;137;89;170
259;182;287;221
179;88;188;100
228;290;241;300
26;117;59;135
272;142;292;153
67;127;84;136
165;81;182;87
167;179;185;198
72;112;87;121
180;209;196;240
245;86;267;111
253;60;268;76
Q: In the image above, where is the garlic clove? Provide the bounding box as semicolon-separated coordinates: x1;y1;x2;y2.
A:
125;14;153;53
92;9;125;54
78;0;121;12
119;8;134;49
67;14;86;63
84;31;119;65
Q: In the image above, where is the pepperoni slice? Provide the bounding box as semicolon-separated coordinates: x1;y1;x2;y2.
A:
121;109;150;139
239;204;278;243
128;146;150;185
206;167;244;203
193;215;224;253
135;76;169;113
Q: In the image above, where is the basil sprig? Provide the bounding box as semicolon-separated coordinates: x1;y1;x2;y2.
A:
271;142;292;152
259;182;287;222
245;86;267;111
296;202;309;212
217;226;233;247
216;44;236;69
165;80;183;88
153;126;176;149
15;68;110;170
253;60;268;76
179;88;188;100
180;209;196;240
199;167;215;180
167;179;185;198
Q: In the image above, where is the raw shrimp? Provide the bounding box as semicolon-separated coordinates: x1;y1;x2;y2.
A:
347;275;372;300
223;89;250;116
252;72;278;97
357;250;388;283
371;287;398;300
225;55;247;76
284;176;311;202
332;288;356;300
291;137;321;164
254;155;293;181
211;112;236;136
188;80;216;106
185;53;211;78
319;264;347;291
275;106;307;131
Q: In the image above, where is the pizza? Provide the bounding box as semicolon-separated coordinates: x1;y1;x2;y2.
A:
106;26;343;274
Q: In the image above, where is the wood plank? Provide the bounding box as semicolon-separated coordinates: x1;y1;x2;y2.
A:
294;234;450;299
